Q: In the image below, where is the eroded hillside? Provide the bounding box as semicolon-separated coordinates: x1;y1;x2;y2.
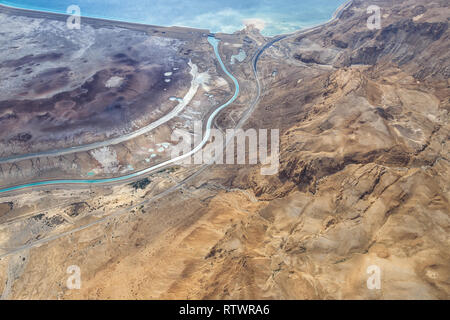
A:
0;0;448;299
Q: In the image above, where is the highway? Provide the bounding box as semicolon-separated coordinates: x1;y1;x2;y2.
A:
0;0;353;195
0;36;239;194
0;1;353;258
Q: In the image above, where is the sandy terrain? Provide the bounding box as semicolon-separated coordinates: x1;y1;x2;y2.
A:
0;0;448;299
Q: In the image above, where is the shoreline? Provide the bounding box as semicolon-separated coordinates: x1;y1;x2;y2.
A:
0;1;351;39
0;0;354;194
0;3;210;38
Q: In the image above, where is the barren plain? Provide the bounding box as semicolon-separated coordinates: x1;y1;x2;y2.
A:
0;0;448;300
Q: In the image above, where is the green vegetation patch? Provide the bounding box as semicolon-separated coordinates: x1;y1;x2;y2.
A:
130;178;151;190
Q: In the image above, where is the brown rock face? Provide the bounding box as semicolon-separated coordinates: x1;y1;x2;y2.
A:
0;0;448;300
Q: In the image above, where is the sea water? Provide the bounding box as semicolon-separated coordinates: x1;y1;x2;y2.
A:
0;0;346;36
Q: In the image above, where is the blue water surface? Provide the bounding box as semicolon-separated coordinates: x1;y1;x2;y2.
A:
1;0;346;35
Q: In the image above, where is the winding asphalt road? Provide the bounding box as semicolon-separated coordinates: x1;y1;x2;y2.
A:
0;0;352;195
0;1;354;259
0;36;239;194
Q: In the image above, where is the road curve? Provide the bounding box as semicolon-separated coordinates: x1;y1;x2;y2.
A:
0;1;354;258
0;36;239;194
235;0;353;130
0;62;202;165
0;0;353;195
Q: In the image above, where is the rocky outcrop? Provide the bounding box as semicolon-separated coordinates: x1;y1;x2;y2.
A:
0;0;448;300
293;0;450;81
